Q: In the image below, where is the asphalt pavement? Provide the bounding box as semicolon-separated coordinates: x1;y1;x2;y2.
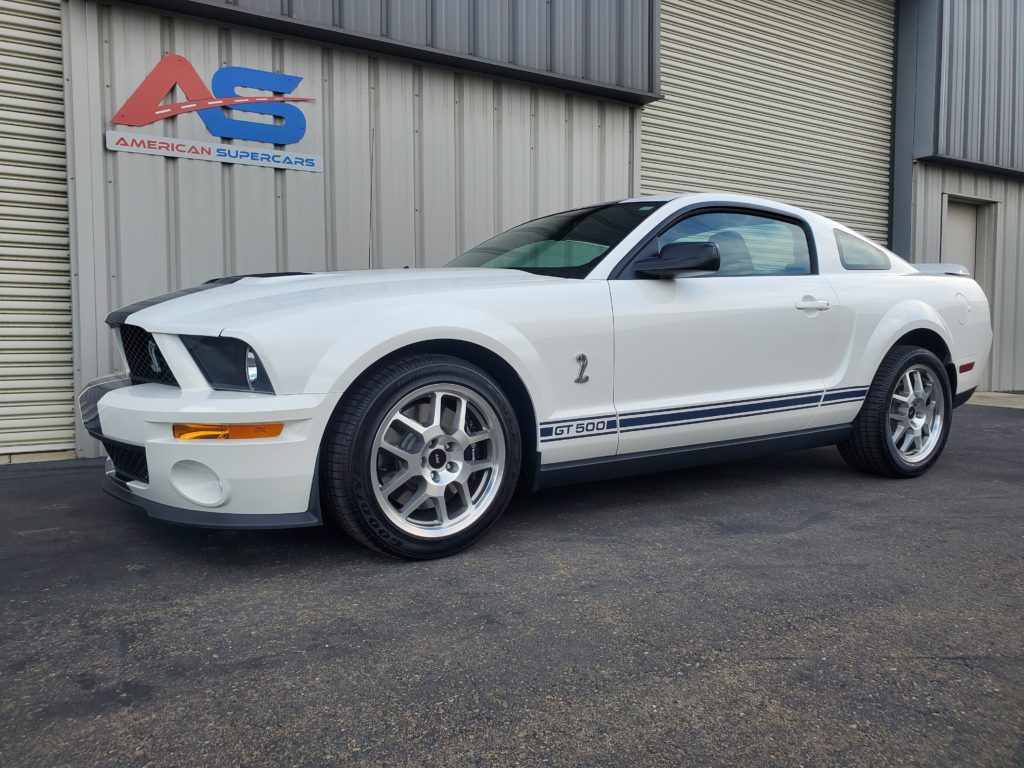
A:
1;404;1022;767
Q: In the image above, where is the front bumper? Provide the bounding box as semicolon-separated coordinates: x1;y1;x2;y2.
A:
102;467;321;528
80;376;340;528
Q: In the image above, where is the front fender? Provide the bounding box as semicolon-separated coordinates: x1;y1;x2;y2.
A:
305;302;551;417
222;277;616;462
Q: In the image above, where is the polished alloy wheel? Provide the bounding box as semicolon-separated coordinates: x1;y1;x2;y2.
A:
370;384;505;538
887;363;945;464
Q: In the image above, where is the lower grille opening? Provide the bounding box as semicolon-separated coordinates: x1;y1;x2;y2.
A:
102;438;149;484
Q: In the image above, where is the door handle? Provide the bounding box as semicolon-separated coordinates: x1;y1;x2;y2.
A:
795;298;831;311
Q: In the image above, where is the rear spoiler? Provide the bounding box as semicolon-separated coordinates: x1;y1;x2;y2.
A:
914;263;971;277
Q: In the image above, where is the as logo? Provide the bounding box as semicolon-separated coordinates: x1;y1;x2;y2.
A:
112;54;313;145
106;54;323;172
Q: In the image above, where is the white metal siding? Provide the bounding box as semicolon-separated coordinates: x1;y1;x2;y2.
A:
642;0;895;244
911;162;1024;392
0;0;73;454
64;0;639;455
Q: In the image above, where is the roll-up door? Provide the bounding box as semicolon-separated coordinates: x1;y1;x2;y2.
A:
0;0;74;456
643;0;895;244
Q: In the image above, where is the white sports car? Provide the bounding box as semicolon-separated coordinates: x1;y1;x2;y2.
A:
79;193;992;558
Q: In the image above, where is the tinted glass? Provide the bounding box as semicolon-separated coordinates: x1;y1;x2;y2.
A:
448;202;664;278
835;229;891;270
658;211;812;276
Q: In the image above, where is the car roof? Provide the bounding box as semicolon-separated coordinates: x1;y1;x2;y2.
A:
619;192;835;228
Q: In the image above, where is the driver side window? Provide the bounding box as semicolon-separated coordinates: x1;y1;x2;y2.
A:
658;211;812;276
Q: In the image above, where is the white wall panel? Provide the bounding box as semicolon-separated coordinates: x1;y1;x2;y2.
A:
642;0;895;245
533;90;569;216
64;0;638;454
496;82;533;232
457;75;496;255
373;57;416;269
418;67;457;265
325;49;371;271
570;98;600;206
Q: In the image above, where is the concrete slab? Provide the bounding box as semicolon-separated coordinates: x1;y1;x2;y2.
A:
967;391;1024;409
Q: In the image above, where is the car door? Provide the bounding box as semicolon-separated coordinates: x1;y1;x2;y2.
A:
610;206;838;455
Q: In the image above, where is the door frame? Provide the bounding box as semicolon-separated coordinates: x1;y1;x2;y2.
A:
939;193;998;390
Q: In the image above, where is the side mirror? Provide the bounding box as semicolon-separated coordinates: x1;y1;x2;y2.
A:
634;242;720;278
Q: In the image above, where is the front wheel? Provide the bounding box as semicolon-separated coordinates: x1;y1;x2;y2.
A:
838;345;953;478
321;354;521;559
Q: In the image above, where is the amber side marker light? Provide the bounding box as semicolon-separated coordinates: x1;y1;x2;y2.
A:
173;423;284;440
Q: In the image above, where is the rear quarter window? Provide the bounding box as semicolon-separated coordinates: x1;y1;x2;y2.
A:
835;229;891;270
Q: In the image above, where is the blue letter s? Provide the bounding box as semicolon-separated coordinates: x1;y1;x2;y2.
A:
199;67;308;145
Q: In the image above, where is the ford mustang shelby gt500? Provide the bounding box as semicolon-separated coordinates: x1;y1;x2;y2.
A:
79;193;992;558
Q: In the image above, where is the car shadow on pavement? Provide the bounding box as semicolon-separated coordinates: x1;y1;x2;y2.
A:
501;444;852;533
0;434;962;571
110;502;380;564
133;446;852;564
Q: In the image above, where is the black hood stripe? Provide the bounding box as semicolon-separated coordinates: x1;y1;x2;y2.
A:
104;273;310;327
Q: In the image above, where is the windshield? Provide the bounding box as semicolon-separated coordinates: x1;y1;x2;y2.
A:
447;202;665;278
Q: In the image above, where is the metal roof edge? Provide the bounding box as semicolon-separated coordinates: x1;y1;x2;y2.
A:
122;0;664;106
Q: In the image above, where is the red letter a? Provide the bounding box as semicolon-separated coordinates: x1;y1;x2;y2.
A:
111;54;214;127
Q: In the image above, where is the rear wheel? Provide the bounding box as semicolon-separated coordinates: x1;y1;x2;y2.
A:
322;354;521;558
838;345;952;477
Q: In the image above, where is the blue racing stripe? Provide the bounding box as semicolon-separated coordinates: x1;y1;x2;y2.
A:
822;387;868;403
622;390;822;418
619;393;822;430
538;386;869;443
619;402;821;434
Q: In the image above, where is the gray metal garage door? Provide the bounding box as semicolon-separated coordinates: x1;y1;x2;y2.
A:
0;0;74;456
643;0;895;244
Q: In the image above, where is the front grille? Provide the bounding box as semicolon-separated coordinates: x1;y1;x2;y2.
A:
118;324;178;386
102;438;149;484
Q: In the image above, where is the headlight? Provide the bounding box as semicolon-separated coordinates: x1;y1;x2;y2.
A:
181;335;275;394
245;347;259;387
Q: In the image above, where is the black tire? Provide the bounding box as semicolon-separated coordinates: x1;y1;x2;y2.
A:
838;345;953;478
321;353;521;559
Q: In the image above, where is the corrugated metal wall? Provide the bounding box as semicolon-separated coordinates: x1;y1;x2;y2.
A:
910;163;1024;391
936;0;1024;173
641;0;895;244
0;0;74;457
162;0;659;98
64;0;639;454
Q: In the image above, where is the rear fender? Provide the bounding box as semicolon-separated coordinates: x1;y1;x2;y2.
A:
852;300;954;388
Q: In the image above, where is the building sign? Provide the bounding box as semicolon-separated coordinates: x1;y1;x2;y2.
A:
106;54;322;172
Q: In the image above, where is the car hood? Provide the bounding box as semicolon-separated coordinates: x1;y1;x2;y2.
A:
117;268;561;335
